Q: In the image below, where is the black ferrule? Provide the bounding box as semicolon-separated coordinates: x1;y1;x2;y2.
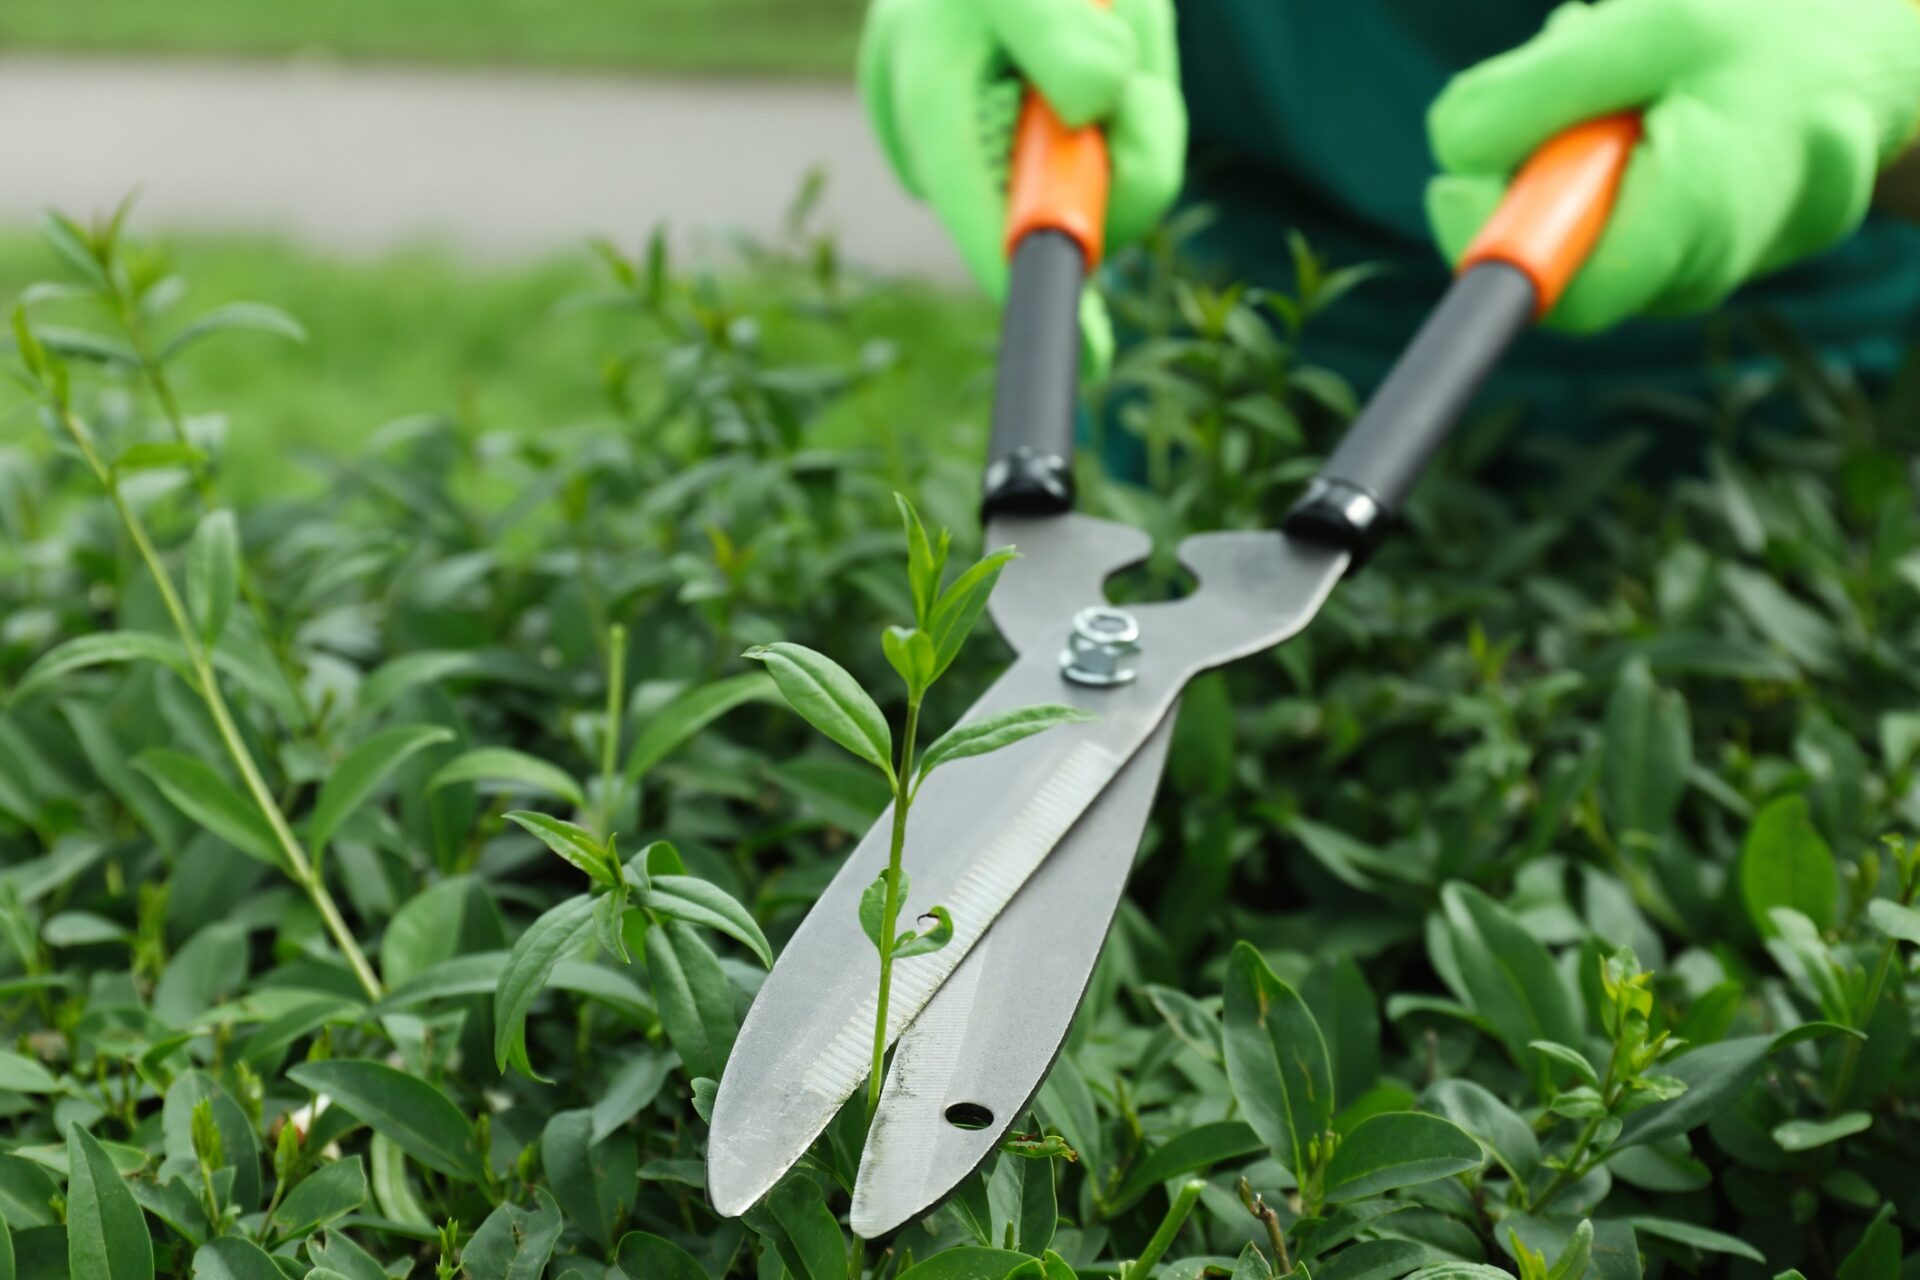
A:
983;230;1086;517
1283;261;1537;556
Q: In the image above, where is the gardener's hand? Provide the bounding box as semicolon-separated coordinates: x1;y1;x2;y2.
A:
859;0;1185;373
1427;0;1920;334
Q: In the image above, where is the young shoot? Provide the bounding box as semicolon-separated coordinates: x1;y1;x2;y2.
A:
747;494;1092;1118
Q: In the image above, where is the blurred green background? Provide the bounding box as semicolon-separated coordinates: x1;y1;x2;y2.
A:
0;0;865;76
0;2;993;491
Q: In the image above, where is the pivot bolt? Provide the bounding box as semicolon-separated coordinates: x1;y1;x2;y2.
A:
1061;606;1141;687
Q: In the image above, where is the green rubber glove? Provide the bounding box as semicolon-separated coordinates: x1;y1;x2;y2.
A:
1427;0;1920;334
859;0;1186;373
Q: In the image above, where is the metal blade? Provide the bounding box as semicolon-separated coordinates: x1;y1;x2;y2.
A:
708;517;1346;1217
849;713;1176;1238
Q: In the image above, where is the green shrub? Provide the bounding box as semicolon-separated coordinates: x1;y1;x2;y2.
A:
1;201;1918;1279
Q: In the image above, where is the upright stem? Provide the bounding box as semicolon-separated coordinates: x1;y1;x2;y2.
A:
867;698;921;1120
599;624;627;838
1829;872;1916;1115
52;398;384;1000
1123;1179;1206;1280
119;291;323;739
1530;1025;1626;1215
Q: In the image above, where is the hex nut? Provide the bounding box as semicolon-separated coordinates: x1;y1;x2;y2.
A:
1060;606;1141;686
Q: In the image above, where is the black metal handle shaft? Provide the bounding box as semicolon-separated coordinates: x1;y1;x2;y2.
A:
1283;261;1538;555
982;230;1086;517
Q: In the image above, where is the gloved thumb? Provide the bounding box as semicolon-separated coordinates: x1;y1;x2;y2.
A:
1429;0;1685;174
982;0;1140;128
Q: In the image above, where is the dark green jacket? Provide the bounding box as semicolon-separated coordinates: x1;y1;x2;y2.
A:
1175;0;1920;418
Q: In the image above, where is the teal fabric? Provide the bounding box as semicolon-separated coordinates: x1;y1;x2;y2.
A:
1170;0;1920;421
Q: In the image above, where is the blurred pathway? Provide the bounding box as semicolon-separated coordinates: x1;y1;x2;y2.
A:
0;55;961;279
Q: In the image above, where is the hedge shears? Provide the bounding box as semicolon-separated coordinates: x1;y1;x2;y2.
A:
709;63;1640;1235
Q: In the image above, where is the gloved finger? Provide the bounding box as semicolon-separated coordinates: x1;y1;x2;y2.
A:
1423;172;1506;269
1428;0;1694;176
857;0;918;196
1105;73;1188;248
1100;0;1184;249
981;0;1139;127
1629;97;1805;316
892;9;1019;297
1112;0;1179;81
1080;287;1115;382
1544;105;1726;333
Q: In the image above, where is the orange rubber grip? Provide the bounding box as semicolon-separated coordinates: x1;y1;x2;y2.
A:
1003;3;1113;266
1459;112;1643;317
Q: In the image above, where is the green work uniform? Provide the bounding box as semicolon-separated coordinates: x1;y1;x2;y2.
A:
1173;0;1920;419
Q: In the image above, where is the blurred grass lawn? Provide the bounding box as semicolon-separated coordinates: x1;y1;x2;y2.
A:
0;0;863;76
0;229;992;501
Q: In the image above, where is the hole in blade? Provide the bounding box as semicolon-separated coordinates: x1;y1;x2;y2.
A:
944;1102;994;1131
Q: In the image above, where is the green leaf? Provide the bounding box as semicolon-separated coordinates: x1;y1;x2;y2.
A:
894;905;953;959
1739;795;1836;935
896;493;949;628
1772;1111;1871;1152
111;440;206;476
1435;882;1580;1081
917;704;1095;781
1320;1112;1482;1202
1503;1217;1641;1280
895;1249;1030;1280
759;1175;849;1280
859;872;897;954
1109;1120;1263;1211
506;811;612;885
1421;1079;1540;1187
541;1110;636;1250
622;672;775;783
1616;1035;1774;1149
11;632;192;703
307;1233;388;1280
1229;1242;1270;1280
649;874;774;967
1835;1204;1900;1280
927;547;1017;681
1600;658;1690;840
0;1053;58;1095
159;301;306;362
647;920;737;1080
186;509;240;647
286;1059;482;1182
987;1154;1055;1257
1866;898;1920;946
613;1232;706;1280
493;894;595;1076
353;649;488;719
1528;1040;1601;1090
190;1237;283;1279
1316;1239;1450;1280
1546;1221;1593;1280
883;625;937;699
744;642;893;776
308;724;454;853
379;875;502;991
464;1187;564;1280
1625;1216;1764;1263
133;749;281;868
273;1156;366;1237
65;1124;152;1280
591;1050;673;1142
1720;565;1841;676
430;748;584;808
1221;942;1333;1177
